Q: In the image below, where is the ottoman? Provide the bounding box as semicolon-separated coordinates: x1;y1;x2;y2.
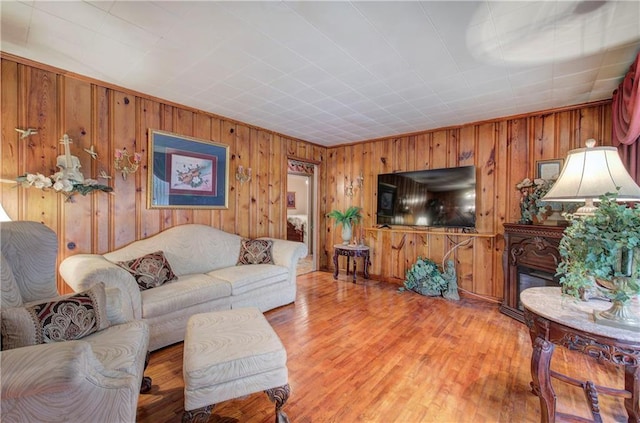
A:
182;308;290;423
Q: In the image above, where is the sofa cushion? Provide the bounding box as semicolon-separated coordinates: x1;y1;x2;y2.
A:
140;274;231;318
209;264;288;295
117;251;177;291
237;239;275;265
1;282;109;350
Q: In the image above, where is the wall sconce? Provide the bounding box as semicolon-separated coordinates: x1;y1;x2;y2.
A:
114;148;141;180
236;165;252;184
345;171;364;197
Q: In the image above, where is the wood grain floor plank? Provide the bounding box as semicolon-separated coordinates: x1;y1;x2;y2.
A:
137;272;627;422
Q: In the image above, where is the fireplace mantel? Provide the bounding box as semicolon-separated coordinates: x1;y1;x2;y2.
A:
500;223;566;322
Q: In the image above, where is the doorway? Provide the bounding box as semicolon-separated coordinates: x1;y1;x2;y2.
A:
287;160;318;274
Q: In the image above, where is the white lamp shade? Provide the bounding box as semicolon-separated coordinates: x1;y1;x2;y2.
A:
543;143;640;202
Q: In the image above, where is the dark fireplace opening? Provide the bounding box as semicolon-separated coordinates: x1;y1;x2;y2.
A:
517;266;560;311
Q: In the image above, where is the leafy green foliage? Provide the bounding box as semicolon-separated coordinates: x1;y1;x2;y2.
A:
404;256;448;296
558;192;640;301
327;206;362;228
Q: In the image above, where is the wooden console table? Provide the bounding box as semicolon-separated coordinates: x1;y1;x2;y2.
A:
501;224;565;322
333;244;370;283
521;287;640;423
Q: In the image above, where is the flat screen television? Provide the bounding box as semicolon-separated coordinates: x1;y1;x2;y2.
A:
376;166;476;228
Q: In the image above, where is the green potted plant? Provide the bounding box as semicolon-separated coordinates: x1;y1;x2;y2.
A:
403;256;447;296
557;192;640;326
327;206;362;244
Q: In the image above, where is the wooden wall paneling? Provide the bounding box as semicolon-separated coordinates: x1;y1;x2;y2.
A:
494;120;509;230
60;76;94;267
431;130;448;168
414;133;430;170
577;105;599;146
473;237;498;298
390;137;409;172
93;86;113;254
508;118;530;223
531;113;556;164
270;135;285;239
474;123;495;234
359;143;373;232
332;145;347;247
137;99;162;239
235;124;251;236
220;120;236;233
350;141;364;212
494;120;510;296
286;138;297;157
254;128;271;237
555;110;575;159
22;66;59;229
600;104;613;147
110;90;138;249
320;148;337;268
1;60;19;220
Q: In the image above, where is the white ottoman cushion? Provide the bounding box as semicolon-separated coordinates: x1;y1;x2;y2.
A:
183;308;288;411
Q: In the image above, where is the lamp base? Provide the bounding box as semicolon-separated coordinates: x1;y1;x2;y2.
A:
593;300;640;332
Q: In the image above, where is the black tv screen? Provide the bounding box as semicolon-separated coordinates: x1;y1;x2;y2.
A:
376;166;476;228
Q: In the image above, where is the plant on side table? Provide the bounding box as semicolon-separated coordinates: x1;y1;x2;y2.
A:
327;206;362;245
557;192;640;330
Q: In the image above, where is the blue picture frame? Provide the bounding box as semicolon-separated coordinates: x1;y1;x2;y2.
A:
147;129;229;209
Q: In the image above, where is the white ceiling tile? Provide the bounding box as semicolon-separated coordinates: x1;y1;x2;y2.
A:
2;1;638;146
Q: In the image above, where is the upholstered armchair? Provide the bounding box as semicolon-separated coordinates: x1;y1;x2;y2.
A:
1;221;151;423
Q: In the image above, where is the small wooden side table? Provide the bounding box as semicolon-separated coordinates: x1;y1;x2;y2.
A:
333;244;370;283
521;287;640;423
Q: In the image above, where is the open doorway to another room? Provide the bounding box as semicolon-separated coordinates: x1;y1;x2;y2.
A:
287;160;317;275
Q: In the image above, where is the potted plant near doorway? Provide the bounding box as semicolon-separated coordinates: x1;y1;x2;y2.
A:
327;206;362;245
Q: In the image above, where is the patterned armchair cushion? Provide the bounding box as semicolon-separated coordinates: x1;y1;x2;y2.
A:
1;282;110;350
117;250;177;291
237;239;275;265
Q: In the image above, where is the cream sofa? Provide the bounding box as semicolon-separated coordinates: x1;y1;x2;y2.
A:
1;221;150;423
59;224;307;351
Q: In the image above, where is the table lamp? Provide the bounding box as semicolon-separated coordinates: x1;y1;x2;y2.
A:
542;139;640;214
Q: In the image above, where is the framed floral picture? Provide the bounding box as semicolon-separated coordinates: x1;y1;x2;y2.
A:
286;192;296;208
148;129;229;209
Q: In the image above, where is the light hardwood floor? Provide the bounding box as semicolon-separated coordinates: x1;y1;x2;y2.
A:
136;271;628;423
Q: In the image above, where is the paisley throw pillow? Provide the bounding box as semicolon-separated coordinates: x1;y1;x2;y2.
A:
117;251;177;291
1;282;109;350
237;239;275;265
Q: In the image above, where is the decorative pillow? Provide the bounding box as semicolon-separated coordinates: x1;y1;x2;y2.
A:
1;282;109;351
237;239;275;265
117;251;177;291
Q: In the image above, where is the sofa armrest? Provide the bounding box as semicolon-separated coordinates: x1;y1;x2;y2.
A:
261;238;307;282
0;341;136;399
60;254;142;320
